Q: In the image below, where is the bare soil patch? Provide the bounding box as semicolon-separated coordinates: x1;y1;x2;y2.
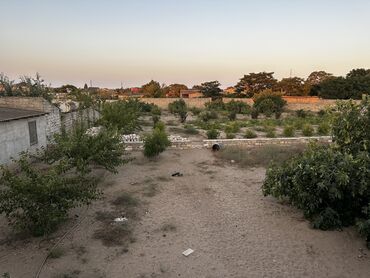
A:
0;149;369;277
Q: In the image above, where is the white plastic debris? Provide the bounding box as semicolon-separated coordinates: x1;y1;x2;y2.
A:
114;217;128;222
182;248;194;257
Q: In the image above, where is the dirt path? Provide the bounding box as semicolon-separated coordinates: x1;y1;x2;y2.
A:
1;149;369;278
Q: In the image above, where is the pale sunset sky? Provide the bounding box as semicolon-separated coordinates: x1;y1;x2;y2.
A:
1;0;370;88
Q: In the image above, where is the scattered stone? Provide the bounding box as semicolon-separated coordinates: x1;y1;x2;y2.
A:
182;248;194;257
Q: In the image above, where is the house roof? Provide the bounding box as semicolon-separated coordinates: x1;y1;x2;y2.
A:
0;107;48;122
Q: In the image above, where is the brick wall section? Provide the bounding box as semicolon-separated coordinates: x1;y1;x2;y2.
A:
140;98;212;109
139;97;351;111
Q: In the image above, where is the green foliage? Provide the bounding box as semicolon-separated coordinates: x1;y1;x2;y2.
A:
235;72;277;97
265;127;276;138
317;122;330;135
205;99;225;110
168;99;188;123
225;100;251;114
189;107;202;115
198;110;219;122
331;99;370;155
244;129;257;139
251;108;259;119
153;121;166;132
99;100;141;134
296;109;307;118
253;90;286;116
224;122;240;134
302;124;314;136
41;125;127;174
0;155;99;236
143;128;171;158
276;77;305;96
283;125;295;137
228;111;236;120
141;80;164;98
152;114;160;126
198;81;222;98
183;124;199;135
263;99;370;246
206;129;220;139
226;133;235;139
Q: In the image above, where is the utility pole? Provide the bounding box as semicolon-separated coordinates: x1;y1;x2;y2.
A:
290;69;293;78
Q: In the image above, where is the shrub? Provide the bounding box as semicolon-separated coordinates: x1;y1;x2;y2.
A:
226;133;235;139
152;114;160;126
296;109;307;118
0;155;99;236
283;125;295;137
199;110;218;122
99;100;141;134
205;99;225;111
263;99;370;247
184;124;199;135
228;111;237;120
251;108;259;119
143;128;171;158
150;105;162;116
253;89;286;116
189;107;202;115
275;111;282;119
153;121;165;132
225;100;251;114
302;124;314;136
244;129;257;139
265;127;276;138
317;122;330;135
206;129;220;139
168;99;188;123
224;122;240;134
39;123;128;173
41;125;127;174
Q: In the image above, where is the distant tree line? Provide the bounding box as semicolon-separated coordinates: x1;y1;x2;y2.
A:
2;68;370;100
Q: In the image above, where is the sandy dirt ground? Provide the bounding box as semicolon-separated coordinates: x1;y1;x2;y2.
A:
0;149;370;278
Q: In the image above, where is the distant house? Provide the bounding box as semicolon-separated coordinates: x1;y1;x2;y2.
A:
179;89;203;98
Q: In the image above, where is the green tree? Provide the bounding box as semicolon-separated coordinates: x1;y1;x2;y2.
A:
253;89;286;115
346;68;370;79
198;81;222;99
235;72;277;97
0;155;100;236
99;100;142;134
276;77;305;96
304;71;334;95
168;99;188;123
163;84;188;97
143;128;171;158
141;80;164;98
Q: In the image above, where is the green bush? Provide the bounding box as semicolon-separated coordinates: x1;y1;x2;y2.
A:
206;129;220;139
228;111;237;120
226;133;235;139
296;109;307;118
184;124;199;135
199;110;218;122
302;124;314;136
251;108;259;119
205;99;225;111
152;114;160;126
224;122;240;134
153;121;165;132
0;155;99;236
265;127;276;138
244;129;257;139
253;89;286;116
317;122;330;135
168;99;188;123
41;125;127;174
263;99;370;247
283;125;295;137
225;100;251;114
143;128;171;158
189;107;202;115
99;100;141;134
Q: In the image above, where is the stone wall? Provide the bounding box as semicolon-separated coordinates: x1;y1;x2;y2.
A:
0;115;47;164
138;97;347;111
140;98;212;109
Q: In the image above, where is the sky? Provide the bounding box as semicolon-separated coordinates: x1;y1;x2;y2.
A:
1;0;370;88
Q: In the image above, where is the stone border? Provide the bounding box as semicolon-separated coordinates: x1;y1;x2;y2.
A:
125;136;332;151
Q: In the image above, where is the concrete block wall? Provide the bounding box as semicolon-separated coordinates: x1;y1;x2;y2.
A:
0;116;47;164
140;98;212;109
61;108;100;131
